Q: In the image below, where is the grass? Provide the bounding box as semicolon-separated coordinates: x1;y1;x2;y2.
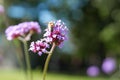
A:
0;69;110;80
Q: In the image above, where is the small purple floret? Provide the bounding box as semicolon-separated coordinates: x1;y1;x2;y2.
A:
87;66;100;77
0;5;4;14
29;39;50;56
102;57;116;74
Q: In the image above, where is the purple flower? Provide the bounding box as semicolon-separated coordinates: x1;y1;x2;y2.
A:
0;5;4;15
87;66;100;77
18;22;41;34
5;25;21;40
44;20;68;47
5;21;41;41
102;57;116;74
29;20;68;55
29;39;50;56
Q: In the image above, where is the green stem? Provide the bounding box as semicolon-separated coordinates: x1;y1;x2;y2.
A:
23;41;33;80
42;43;56;80
13;40;24;71
17;44;27;80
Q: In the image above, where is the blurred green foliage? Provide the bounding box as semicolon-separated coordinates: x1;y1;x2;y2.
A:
0;70;109;80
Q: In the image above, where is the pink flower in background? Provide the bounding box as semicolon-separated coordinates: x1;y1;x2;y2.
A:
87;66;100;77
0;5;4;14
18;22;41;34
29;39;50;56
102;57;116;74
5;21;41;41
5;25;21;40
44;20;68;47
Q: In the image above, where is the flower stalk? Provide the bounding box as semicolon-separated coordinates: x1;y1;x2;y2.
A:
23;41;33;80
5;21;42;80
42;43;56;80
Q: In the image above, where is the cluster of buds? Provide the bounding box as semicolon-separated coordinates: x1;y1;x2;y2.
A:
44;20;68;47
29;39;50;56
5;21;41;41
29;20;68;56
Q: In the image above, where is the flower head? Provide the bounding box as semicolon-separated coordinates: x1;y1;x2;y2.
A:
29;39;50;56
0;5;4;15
18;21;41;34
5;21;41;41
29;20;68;55
87;66;100;77
102;57;116;74
44;20;68;47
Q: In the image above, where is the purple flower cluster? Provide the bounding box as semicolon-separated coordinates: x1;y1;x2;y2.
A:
29;20;68;56
5;20;68;56
102;57;116;74
86;66;100;77
29;40;49;56
5;21;41;41
44;20;68;47
0;5;4;15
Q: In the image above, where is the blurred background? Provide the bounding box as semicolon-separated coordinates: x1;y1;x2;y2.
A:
0;0;120;79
